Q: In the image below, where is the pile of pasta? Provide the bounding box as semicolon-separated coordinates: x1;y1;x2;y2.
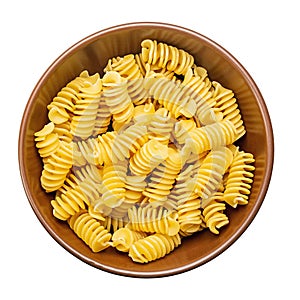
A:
34;39;255;264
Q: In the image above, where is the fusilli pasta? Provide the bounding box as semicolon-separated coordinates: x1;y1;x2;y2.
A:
34;39;255;264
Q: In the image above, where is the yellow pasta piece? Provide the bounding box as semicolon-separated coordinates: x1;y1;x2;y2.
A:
128;232;181;263
212;81;246;139
111;227;147;252
70;73;102;139
68;210;112;252
100;161;127;209
223;146;255;208
143;147;182;203
34;122;60;158
202;193;229;234
191;147;233;199
129;139;168;176
186;120;237;155
141;39;194;75
40;141;73;193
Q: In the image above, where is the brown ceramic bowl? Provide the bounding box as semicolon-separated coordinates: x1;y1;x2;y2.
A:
18;22;273;277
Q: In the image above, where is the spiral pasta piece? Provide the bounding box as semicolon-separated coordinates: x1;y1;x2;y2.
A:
182;67;220;125
53;121;73;143
143;147;182;203
110;174;147;219
40;141;73;192
223;146;255;208
212;81;246;139
102;71;134;124
169;157;203;236
111;227;147;252
173;119;197;145
72;130;117;167
47;71;89;122
202;193;229;234
34;122;60;158
129;232;181;263
68;210;112;252
51;163;104;220
132;102;155;125
192;147;233;200
101;216;128;233
127;205;180;236
186;119;237;155
100;161;127;209
144;70;197;118
51;185;89;221
92;96;112;136
129;139;168;176
105;54;148;105
111;124;148;163
141;39;194;75
70;73;102;139
147;108;174;145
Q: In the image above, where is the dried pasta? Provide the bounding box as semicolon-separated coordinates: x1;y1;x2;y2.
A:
34;39;255;264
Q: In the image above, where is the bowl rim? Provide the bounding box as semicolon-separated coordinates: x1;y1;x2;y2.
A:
18;21;274;278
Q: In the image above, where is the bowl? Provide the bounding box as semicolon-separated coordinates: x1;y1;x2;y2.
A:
18;22;274;277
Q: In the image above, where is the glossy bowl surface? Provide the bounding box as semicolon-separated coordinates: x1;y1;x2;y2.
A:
19;22;273;277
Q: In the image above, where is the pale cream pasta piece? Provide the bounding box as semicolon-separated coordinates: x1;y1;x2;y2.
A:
111;123;148;163
102;71;134;124
127;205;180;236
147;107;174;145
144;69;197;118
104;54;148;105
182;67;221;125
169;156;203;236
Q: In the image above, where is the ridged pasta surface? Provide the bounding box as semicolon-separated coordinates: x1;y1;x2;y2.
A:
127;205;180;236
68;210;112;252
34;39;256;264
129;233;181;263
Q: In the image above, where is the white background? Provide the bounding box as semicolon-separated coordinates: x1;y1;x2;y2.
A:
1;0;299;299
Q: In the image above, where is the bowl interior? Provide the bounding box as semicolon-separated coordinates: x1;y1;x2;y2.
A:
19;23;273;277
